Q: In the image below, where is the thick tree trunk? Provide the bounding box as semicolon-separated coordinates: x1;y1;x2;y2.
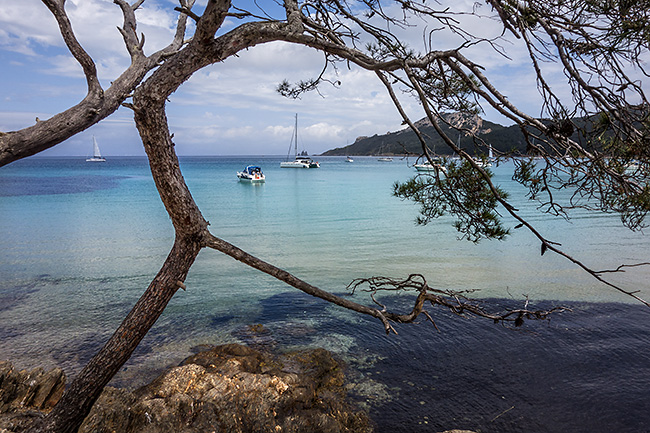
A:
26;237;202;433
26;21;218;428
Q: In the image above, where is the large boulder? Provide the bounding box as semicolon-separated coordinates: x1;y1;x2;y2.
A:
1;343;371;433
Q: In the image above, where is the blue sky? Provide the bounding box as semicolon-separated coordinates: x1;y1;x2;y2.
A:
2;0;639;157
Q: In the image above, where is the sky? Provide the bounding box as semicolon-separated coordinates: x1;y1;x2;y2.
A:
0;0;645;157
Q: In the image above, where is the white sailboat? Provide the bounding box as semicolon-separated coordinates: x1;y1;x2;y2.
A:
280;114;320;168
86;136;106;162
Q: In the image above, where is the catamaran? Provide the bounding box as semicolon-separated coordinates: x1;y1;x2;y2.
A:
280;114;320;168
86;136;106;162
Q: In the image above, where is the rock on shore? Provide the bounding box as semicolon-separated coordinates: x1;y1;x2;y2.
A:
1;343;371;433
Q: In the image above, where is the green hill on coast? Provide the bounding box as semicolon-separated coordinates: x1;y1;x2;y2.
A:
321;110;621;158
321;112;529;157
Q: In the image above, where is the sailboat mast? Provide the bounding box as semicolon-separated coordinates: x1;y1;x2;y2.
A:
294;113;298;157
93;136;101;158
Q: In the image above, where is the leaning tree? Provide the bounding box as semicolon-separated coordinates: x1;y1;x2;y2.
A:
0;0;648;432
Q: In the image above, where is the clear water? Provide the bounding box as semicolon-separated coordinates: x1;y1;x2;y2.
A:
1;156;649;432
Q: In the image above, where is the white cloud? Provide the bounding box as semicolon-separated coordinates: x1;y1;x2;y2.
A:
1;0;647;156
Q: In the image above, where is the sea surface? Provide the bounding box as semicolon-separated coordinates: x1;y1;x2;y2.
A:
1;156;649;432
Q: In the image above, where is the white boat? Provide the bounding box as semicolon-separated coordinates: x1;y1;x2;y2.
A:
86;136;106;162
281;156;320;168
473;146;493;168
280;114;320;168
414;163;435;172
346;156;354;163
414;156;442;171
378;157;393;162
237;165;265;183
473;158;491;168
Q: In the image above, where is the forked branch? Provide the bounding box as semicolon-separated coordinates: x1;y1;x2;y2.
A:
349;274;570;327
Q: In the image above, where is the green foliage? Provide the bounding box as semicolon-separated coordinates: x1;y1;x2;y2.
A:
512;158;545;200
394;159;510;242
276;79;319;99
607;180;650;229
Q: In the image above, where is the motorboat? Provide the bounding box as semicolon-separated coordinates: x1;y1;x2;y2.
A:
237;165;265;183
378;157;393;162
346;156;354;163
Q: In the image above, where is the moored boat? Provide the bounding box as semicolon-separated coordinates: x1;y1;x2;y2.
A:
237;166;265;183
414;156;442;171
281;114;320;168
414;163;434;171
281;156;320;168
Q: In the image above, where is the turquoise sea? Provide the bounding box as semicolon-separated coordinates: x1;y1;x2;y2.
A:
1;156;650;432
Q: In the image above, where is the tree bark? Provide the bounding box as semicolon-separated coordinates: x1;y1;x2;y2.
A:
0;0;190;168
27;236;202;433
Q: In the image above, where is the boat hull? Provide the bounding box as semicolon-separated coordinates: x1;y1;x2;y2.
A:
237;173;265;183
280;157;319;168
280;161;310;168
237;165;265;182
414;163;434;172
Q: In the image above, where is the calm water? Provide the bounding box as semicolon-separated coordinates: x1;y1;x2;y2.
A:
1;156;649;432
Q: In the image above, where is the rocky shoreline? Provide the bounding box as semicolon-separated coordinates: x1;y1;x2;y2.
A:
1;343;371;433
1;342;475;433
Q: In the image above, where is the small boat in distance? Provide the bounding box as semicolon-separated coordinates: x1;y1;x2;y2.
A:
346;156;354;163
280;114;320;168
473;144;493;168
414;156;442;171
378;157;393;162
281;155;320;168
473;158;491;168
86;136;106;162
237;166;265;183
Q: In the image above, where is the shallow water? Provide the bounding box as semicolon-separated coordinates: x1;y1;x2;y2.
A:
1;156;649;432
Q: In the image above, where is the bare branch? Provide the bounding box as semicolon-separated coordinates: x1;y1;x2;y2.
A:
202;233;399;335
0;1;194;167
349;275;570;327
596;262;650;274
41;0;101;95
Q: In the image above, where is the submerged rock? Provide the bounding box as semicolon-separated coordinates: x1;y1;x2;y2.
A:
0;344;371;433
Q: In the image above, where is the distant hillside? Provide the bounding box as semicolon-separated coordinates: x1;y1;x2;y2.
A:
322;112;528;156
